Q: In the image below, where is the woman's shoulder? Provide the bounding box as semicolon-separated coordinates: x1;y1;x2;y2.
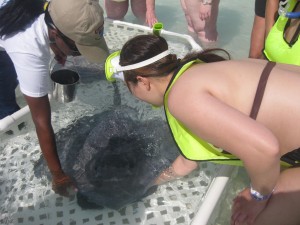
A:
3;14;49;57
187;58;267;75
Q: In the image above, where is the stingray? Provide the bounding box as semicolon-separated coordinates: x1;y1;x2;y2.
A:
34;105;179;210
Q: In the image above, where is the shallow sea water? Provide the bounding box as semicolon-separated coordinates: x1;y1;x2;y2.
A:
100;0;255;59
0;1;255;224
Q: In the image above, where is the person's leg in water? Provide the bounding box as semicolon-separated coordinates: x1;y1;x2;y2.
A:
0;51;20;119
131;0;157;27
105;0;129;21
180;0;199;41
199;0;219;47
249;0;266;58
180;0;219;48
130;0;147;23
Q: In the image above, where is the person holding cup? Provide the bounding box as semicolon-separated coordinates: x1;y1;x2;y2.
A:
0;0;109;196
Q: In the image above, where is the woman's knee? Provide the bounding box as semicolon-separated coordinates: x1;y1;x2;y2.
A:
131;0;146;21
105;0;129;19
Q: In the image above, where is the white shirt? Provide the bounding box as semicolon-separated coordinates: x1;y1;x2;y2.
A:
0;14;52;97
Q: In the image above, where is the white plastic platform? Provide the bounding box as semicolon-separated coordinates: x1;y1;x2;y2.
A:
0;20;235;225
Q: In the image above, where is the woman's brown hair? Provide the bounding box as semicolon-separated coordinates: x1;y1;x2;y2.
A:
120;34;230;85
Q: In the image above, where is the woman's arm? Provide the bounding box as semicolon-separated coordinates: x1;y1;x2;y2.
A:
265;0;280;38
168;88;280;224
250;167;300;225
145;0;158;27
24;95;75;196
169;91;280;194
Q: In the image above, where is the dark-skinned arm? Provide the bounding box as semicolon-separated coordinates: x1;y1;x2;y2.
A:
24;94;75;196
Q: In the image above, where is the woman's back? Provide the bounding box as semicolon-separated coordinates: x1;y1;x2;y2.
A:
169;58;300;154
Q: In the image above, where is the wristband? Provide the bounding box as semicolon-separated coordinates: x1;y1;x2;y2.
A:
250;185;275;201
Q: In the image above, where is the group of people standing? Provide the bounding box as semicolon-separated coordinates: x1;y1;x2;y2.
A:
1;0;300;225
104;0;220;47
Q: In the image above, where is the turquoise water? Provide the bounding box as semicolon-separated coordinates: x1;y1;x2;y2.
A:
99;0;255;59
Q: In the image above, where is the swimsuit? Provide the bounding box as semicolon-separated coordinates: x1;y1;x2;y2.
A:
255;0;266;18
282;149;300;165
250;61;300;166
250;61;276;120
255;0;285;18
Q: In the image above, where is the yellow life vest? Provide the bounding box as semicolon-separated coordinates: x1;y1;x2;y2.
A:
264;0;300;65
164;60;293;168
164;60;242;166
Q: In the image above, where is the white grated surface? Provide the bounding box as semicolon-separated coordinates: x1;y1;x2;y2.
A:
104;19;199;57
0;133;221;225
0;20;226;225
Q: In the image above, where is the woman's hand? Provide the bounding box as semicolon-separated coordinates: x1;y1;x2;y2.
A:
145;0;158;27
231;188;269;225
145;10;158;28
52;171;77;197
199;4;212;20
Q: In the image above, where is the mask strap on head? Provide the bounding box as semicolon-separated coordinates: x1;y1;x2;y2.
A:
105;22;169;82
44;1;50;11
105;50;170;82
44;2;56;30
117;50;170;71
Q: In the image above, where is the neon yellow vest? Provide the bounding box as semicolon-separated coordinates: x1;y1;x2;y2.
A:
264;0;300;65
164;60;241;166
164;60;292;168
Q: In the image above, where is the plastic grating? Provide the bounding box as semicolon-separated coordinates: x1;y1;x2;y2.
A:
104;20;199;58
0;135;221;225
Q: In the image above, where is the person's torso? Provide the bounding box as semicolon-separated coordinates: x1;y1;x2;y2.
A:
165;59;300;159
164;60;240;165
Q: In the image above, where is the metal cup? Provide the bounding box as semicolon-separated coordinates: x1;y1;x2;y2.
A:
50;65;79;103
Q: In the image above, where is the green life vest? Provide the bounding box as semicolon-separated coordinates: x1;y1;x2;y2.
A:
264;0;300;65
163;60;241;166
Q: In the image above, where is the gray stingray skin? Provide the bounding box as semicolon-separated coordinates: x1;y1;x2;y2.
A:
34;106;179;210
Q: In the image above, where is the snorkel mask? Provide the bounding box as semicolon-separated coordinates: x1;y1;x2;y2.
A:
105;22;169;82
278;0;300;18
105;50;170;82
